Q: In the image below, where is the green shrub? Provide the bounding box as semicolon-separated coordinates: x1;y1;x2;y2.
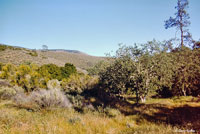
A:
61;74;98;94
60;63;77;79
27;50;38;57
8;64;42;92
39;63;77;81
0;62;80;92
0;45;7;51
39;64;62;80
0;62;4;71
28;71;41;89
11;64;31;91
38;77;49;89
0;64;16;79
87;60;109;76
66;94;84;110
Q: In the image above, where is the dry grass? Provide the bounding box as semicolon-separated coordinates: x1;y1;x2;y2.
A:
0;98;188;134
0;49;104;70
107;96;200;132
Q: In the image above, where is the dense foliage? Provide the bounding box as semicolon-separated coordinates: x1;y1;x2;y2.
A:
38;63;77;81
0;63;78;92
98;41;200;103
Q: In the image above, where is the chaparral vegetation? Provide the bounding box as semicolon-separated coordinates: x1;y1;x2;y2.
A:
0;0;200;133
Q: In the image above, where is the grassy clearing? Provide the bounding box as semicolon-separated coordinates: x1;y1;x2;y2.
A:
1;97;199;134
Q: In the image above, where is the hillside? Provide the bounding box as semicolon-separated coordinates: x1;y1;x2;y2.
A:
0;44;105;70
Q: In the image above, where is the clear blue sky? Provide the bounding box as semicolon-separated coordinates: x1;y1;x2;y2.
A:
0;0;199;56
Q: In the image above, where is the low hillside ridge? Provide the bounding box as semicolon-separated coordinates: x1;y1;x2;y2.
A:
0;44;105;69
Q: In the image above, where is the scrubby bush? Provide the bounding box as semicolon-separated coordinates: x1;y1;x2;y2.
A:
39;64;62;80
66;94;84;110
61;74;98;94
47;79;61;90
29;71;41;89
30;89;72;108
0;86;23;100
13;89;72;110
0;44;7;51
0;87;17;100
61;73;98;111
0;62;4;71
10;64;32;92
60;63;77;78
39;63;77;81
0;64;16;79
6;64;44;92
104;107;121;117
0;63;78;91
27;50;38;57
38;77;49;89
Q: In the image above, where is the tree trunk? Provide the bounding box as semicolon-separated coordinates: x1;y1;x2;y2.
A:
182;83;186;96
136;89;139;104
180;6;184;49
140;96;146;103
179;0;184;49
181;26;184;49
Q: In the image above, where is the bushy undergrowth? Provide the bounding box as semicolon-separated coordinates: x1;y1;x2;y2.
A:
61;74;98;94
13;89;72;110
39;63;77;81
104;107;121;117
0;62;4;71
66;94;84;110
0;62;78;92
0;86;23;100
47;79;61;90
0;61;98;113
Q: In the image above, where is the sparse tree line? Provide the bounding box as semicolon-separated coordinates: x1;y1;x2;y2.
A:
95;40;200;103
94;0;200;103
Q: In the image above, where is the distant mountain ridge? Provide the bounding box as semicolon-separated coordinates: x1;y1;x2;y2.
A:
0;43;86;55
44;49;85;54
0;44;105;70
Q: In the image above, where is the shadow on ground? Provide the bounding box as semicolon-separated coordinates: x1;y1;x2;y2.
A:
82;88;200;132
106;97;200;132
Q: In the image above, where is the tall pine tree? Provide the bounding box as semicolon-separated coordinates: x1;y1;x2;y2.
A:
165;0;191;49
